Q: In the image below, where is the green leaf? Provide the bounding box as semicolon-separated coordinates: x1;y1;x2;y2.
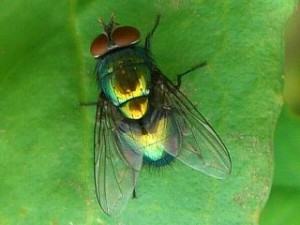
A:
0;1;296;225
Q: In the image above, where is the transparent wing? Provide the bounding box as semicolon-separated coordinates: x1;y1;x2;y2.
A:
94;94;143;215
153;70;231;179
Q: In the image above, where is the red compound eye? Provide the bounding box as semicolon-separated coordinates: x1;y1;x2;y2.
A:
112;26;140;47
90;33;109;57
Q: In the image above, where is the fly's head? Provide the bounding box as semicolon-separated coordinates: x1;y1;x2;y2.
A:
90;15;141;58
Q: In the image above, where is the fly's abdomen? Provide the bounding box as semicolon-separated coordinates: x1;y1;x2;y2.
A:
117;109;180;166
98;48;151;119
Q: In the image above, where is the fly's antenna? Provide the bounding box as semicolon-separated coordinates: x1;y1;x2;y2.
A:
98;14;118;41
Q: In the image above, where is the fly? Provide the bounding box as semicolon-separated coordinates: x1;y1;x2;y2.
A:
89;15;231;215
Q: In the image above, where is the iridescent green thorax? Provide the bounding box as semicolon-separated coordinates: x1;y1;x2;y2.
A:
98;47;152;119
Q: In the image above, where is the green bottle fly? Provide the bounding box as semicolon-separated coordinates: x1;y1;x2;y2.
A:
90;15;231;215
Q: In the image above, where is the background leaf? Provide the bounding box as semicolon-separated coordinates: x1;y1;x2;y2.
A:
260;107;300;225
260;4;300;225
0;1;296;225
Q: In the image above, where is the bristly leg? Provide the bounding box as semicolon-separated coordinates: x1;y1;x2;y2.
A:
145;15;161;53
175;62;207;88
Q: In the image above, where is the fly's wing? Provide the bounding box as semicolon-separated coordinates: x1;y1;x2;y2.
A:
153;70;231;179
94;94;143;215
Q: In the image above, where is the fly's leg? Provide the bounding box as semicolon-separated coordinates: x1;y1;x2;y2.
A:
80;92;105;107
133;189;137;199
175;62;207;88
80;102;98;107
145;15;161;53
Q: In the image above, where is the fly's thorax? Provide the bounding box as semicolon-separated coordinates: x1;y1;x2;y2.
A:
98;47;152;119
